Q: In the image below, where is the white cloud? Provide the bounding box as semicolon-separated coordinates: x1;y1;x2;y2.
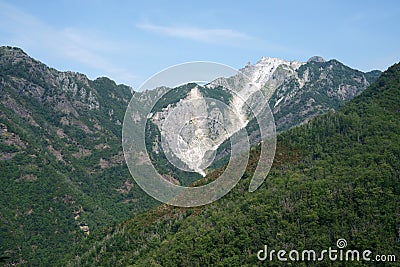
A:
136;23;252;44
0;1;136;86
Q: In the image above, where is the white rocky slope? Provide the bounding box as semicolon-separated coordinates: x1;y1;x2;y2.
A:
151;57;303;176
210;57;304;124
152;86;244;176
149;56;380;177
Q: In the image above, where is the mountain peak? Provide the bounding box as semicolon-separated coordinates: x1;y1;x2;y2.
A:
0;46;33;66
256;56;303;66
307;56;326;63
257;56;281;63
0;46;28;55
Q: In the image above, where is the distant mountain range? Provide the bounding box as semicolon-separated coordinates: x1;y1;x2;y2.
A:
0;46;384;265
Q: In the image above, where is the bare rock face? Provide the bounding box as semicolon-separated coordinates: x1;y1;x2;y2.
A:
147;58;304;177
151;85;244;176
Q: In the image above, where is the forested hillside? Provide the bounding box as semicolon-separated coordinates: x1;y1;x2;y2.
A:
66;63;400;266
0;47;156;265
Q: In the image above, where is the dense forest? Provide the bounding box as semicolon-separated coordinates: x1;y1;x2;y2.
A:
62;63;400;266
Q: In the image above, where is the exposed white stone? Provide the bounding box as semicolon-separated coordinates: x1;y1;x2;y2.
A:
152;57;305;176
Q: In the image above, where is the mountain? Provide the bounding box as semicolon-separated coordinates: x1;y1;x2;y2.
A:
269;58;381;131
0;46;385;265
213;56;380;132
65;62;400;266
0;46;156;265
144;57;381;181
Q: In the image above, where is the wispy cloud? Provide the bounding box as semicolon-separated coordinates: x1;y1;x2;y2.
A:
0;1;136;85
137;23;252;44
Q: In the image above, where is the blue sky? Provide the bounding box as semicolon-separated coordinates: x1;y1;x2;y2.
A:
0;0;399;89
